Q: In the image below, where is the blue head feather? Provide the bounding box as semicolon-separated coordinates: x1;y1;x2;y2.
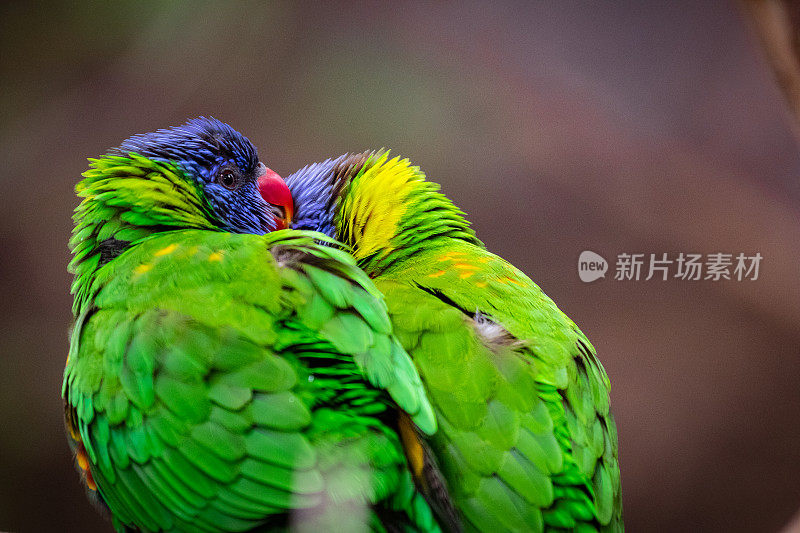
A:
284;155;347;238
110;117;276;234
285;152;380;239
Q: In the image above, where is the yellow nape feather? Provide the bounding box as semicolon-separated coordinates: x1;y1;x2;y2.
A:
344;153;423;260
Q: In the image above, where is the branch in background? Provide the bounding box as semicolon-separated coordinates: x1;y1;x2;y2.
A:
741;0;800;141
740;4;800;531
782;507;800;533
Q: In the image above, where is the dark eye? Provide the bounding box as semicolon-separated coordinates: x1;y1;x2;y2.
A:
217;168;239;190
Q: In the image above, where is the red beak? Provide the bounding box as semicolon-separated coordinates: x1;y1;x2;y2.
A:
257;165;293;230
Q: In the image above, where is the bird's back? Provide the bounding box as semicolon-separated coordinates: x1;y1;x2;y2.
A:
65;230;441;532
374;240;622;532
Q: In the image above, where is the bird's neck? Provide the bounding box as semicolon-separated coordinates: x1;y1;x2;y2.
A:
334;152;482;276
69;155;215;315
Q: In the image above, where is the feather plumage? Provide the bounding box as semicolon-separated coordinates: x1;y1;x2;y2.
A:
287;152;623;532
65;121;440;532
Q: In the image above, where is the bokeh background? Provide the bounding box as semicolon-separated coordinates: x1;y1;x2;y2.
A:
2;1;799;531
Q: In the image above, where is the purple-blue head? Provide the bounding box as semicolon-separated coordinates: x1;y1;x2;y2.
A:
111;117;292;233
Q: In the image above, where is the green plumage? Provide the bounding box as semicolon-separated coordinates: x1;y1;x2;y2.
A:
289;152;623;532
65;154;438;532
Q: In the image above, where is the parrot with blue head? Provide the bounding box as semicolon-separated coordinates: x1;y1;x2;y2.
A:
64;119;439;532
287;151;623;532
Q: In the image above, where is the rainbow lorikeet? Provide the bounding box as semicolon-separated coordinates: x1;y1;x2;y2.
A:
287;151;623;532
64;119;440;532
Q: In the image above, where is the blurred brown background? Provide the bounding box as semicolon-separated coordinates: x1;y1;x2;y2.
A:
1;1;799;531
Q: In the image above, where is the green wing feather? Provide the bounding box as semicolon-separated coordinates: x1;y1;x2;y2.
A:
64;230;438;532
376;242;622;532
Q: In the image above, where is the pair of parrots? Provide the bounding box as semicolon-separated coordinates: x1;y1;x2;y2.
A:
64;118;621;532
